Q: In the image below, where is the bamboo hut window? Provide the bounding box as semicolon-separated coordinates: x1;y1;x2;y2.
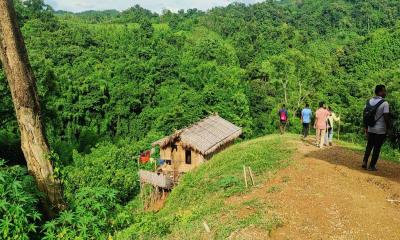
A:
185;150;192;164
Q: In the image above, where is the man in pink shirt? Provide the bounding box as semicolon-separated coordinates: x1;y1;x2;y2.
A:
314;102;330;148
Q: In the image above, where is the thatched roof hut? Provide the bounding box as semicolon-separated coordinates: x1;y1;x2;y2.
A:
152;114;242;156
140;116;241;195
144;114;242;186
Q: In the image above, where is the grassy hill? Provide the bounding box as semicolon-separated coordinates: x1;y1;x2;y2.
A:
116;134;296;239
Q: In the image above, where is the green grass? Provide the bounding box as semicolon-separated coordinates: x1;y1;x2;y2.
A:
338;140;400;163
115;134;295;239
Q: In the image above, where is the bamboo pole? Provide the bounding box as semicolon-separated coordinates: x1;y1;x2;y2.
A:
248;167;255;186
338;114;341;141
203;221;211;233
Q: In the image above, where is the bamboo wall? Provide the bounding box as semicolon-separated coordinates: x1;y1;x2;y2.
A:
160;141;204;173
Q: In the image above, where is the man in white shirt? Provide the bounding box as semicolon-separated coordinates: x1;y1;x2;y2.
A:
362;85;391;171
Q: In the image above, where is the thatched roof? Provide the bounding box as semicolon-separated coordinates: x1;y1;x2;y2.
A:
152;114;242;155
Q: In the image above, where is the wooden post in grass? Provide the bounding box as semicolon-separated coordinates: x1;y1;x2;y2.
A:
203;221;211;233
243;165;248;188
337;114;341;141
248;167;255;186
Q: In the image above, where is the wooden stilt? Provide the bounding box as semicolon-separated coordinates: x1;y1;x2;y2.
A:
140;182;144;210
151;186;155;205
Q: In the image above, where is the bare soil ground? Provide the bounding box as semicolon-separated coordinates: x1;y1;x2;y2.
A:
229;137;400;240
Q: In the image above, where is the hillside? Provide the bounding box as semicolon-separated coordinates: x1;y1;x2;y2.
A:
1;1;400;239
116;134;400;239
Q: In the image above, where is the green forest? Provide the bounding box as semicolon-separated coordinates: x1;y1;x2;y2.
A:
0;0;399;239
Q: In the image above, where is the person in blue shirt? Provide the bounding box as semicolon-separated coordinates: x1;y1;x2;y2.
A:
301;103;312;138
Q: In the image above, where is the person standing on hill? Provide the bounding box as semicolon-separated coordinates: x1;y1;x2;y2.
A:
324;106;341;146
301;103;312;139
314;102;330;148
279;104;289;135
362;85;391;171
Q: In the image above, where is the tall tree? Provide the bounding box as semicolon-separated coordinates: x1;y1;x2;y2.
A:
0;0;64;216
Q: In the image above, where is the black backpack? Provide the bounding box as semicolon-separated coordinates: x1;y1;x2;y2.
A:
363;99;385;127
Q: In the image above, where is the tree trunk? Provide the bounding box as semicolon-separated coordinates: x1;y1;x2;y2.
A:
282;73;289;105
0;0;65;216
281;80;288;105
293;81;303;118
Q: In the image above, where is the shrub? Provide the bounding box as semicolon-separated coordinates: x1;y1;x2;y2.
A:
114;213;173;240
42;187;117;240
0;160;41;240
62;142;140;203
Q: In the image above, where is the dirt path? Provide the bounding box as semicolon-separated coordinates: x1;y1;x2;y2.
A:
232;138;400;240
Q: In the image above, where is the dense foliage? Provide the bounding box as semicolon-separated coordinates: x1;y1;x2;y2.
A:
41;140;155;239
0;0;399;239
0;161;41;240
42;187;117;240
62;143;140;202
